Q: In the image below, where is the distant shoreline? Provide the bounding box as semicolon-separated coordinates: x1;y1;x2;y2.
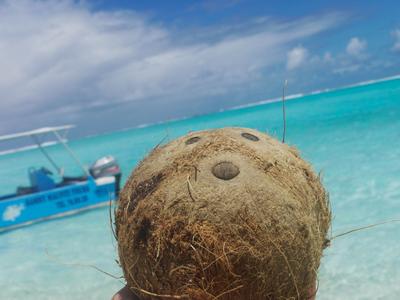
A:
88;73;400;137
227;74;400;111
1;73;399;157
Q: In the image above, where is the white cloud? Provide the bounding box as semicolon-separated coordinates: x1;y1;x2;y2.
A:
286;46;308;70
333;64;360;74
346;37;367;57
330;37;368;74
0;0;344;134
392;29;400;52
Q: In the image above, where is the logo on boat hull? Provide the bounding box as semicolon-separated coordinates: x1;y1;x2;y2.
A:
2;204;25;222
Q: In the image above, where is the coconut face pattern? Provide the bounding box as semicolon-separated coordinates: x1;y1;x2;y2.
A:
116;127;331;300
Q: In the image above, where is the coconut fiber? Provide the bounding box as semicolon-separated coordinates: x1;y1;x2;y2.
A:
115;127;331;300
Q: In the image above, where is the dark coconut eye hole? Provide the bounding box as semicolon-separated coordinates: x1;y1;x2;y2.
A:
241;132;259;141
212;161;240;180
185;136;201;145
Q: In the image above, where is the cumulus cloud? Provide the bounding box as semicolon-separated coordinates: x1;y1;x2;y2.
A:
330;37;369;74
0;0;344;135
392;29;400;52
286;46;308;70
346;37;367;57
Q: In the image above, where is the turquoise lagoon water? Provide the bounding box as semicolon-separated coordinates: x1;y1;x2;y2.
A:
1;77;400;299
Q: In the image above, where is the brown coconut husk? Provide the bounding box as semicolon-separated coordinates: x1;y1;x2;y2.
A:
115;127;331;300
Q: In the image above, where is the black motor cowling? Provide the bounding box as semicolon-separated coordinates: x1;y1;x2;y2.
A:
89;156;121;195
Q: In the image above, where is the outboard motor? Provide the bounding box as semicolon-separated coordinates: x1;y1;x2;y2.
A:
89;156;121;195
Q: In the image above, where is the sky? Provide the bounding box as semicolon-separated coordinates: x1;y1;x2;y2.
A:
0;0;399;138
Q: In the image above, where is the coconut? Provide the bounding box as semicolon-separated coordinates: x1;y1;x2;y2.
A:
115;127;331;299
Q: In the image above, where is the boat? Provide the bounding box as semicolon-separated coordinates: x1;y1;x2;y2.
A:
0;125;121;232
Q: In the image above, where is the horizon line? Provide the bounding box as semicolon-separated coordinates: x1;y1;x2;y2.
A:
83;73;400;139
2;72;399;156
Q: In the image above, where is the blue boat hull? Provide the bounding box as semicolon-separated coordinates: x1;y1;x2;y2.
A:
0;177;116;232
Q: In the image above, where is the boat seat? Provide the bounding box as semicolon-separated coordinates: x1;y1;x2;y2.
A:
29;167;56;192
